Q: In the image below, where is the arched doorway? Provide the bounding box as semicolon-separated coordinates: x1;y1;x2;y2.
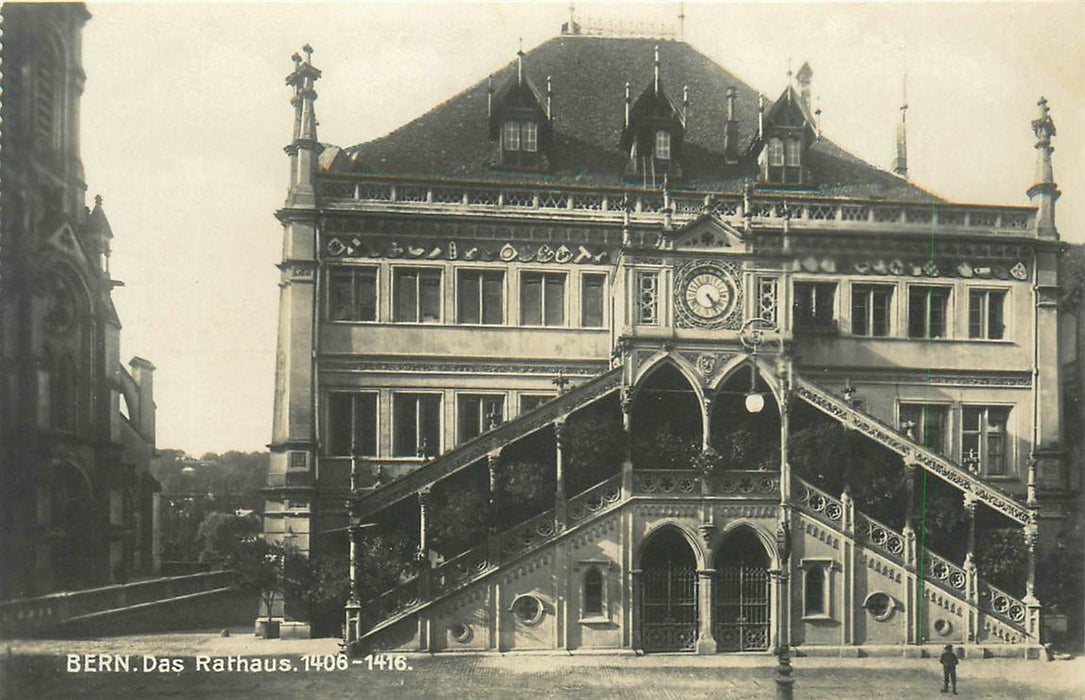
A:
713;527;771;651
640;527;699;652
631;362;703;470
50;462;94;591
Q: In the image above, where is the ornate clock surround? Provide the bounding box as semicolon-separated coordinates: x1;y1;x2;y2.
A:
674;259;744;330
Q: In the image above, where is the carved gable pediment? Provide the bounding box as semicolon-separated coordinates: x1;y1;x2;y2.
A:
668;213;746;252
43;220;89;267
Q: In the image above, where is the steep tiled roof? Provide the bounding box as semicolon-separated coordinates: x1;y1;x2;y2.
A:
340;36;940;202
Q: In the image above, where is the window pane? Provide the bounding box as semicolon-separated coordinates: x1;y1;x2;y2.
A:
581;274;605;327
418;395;441;457
356;269;377;321
420;270;441;322
851;287;870;336
768;138;784;167
989;291;1005;339
899;404;921;430
584;568;603;615
354;394;377;456
962;407;981;431
459;396;481;442
329;269;354;321
987;434;1006;475
395;270;418;322
786;138;801;166
504;121;520;150
482;272;504;325
655;130;670;160
969;291;984;338
327;393;353;455
872;288;891;336
544;274;565;326
521;274;543;325
925;406;947;454
522;122;538;153
458;271;480;324
930;289;949;338
393;395;416;456
908;288;926;338
814;284;836;326
805;567;824;615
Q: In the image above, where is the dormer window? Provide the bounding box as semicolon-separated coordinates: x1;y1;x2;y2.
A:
786;138;802;167
768;138;784;167
654;130;671;160
757;79;816;187
488;51;551;171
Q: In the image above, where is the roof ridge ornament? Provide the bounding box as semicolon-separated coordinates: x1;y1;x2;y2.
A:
654;44;660;95
1028;96;1059;238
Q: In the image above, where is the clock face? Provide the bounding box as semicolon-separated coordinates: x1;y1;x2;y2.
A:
684;272;732;319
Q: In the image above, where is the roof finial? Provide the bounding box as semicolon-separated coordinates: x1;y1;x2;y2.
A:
517;39;524;86
546;75;553;121
654;44;660;95
678;2;685;41
624;80;632;127
814;97;822;141
757;93;765;139
786;59;793;103
487;75;494;117
302;44;313;64
1028;96;1059;238
682;84;689;125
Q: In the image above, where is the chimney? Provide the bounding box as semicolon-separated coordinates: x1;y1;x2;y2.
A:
129;357;156;446
724;86;739;164
796;62;813;112
1028;96;1060;238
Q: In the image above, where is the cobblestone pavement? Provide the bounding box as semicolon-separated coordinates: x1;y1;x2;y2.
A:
1;629;1081;699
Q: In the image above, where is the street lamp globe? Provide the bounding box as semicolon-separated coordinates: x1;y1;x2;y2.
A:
745;392;765;414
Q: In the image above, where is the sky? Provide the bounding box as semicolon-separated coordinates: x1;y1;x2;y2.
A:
79;2;1085;456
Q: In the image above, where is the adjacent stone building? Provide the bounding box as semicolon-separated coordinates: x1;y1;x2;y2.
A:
0;2;159;599
265;24;1072;654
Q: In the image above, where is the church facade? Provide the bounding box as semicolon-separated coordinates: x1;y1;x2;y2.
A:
0;3;159;600
265;27;1069;655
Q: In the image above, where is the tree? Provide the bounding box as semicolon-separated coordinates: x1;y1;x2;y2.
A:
232;538;308;625
194;511;261;566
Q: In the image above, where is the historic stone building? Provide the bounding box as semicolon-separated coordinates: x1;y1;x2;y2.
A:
0;3;159;599
265;25;1071;655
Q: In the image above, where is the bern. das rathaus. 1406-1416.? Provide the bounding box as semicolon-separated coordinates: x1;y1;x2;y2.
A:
263;16;1077;657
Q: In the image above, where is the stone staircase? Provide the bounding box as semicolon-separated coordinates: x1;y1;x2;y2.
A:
793;375;1032;525
793;476;1035;644
354;367;622;517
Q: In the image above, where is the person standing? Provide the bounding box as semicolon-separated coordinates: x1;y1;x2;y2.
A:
940;643;959;694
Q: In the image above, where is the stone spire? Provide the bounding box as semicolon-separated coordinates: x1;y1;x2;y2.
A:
893;74;908;179
1028;97;1059;238
285;44;323;202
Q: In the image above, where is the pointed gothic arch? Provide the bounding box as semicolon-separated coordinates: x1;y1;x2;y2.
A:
629;358;705;469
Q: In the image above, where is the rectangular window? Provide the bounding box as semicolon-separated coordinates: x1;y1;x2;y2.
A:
908;286;950;339
768;138;784;167
785;138;802;167
899;403;948;455
393;394;441;457
851;284;893;337
803;565;828;617
581;273;606;327
458;394;505;443
328;267;377;322
654;130;671;160
961;406;1010;476
636;271;659;325
520;272;565;326
394;268;442;323
793;282;837;331
522;122;538;153
519;394;553;414
327;392;378;456
458;270;504;325
503;121;520;151
969;290;1006;340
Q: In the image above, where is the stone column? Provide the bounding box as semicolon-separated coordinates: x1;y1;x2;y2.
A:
620;387;634;497
344;521;363;648
630;568;644;650
487;450;502;563
963;493;978;643
418;487;432;594
696;569;717;654
702;394;713;453
554;418;567;529
772;567;793;699
1023;519;1041;642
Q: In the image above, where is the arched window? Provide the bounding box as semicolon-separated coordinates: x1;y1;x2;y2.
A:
51;355;77;432
583;567;604;616
654;130;671;160
35;34;64;153
767;138;784;167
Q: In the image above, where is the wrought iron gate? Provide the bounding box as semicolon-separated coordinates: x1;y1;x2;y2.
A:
713;565;770;651
641;564;698;652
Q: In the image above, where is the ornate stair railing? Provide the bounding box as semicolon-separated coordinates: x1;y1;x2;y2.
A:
359;475;624;639
793;375;1030;525
792;476;1031;642
355;367;621;516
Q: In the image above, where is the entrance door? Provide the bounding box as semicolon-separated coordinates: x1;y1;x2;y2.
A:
640;529;698;652
714;528;771;651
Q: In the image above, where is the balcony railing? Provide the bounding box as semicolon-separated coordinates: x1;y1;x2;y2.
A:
316;175;1037;236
